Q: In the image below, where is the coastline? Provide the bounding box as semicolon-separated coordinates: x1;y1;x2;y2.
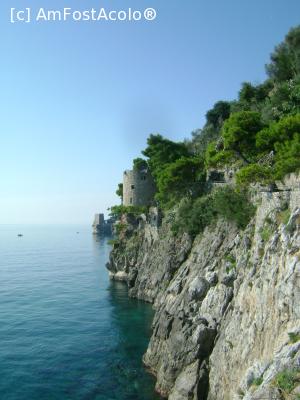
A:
106;175;300;399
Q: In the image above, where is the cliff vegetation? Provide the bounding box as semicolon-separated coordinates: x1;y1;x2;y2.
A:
107;26;300;400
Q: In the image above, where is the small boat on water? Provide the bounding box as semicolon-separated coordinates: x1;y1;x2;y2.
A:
17;234;23;237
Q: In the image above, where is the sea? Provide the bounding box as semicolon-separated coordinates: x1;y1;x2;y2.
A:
0;225;161;400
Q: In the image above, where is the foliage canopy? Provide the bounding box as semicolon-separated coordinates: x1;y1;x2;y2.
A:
155;157;205;209
142;134;189;180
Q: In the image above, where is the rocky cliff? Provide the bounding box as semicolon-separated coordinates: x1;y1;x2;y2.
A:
107;178;300;400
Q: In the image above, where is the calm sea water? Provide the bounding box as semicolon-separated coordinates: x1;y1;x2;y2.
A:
0;225;161;400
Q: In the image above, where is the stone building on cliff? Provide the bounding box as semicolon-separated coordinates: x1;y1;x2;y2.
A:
92;213;114;235
123;165;156;207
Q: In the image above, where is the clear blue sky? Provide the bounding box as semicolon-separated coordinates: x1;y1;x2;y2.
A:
0;0;299;224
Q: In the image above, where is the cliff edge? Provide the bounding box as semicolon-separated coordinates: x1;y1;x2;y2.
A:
107;177;300;400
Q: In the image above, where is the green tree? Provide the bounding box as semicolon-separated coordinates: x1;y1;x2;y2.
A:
274;133;300;179
156;157;205;209
116;183;123;201
186;125;220;157
133;157;148;171
186;101;232;157
256;114;300;151
236;164;272;186
237;81;273;111
261;77;300;122
142;134;189;180
206;101;231;129
222;111;263;163
266;25;300;82
205;141;235;168
239;82;257;104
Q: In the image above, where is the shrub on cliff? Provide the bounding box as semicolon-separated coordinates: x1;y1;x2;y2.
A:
172;196;215;237
273;369;299;394
274;133;300;179
213;187;256;229
173;187;255;237
236;164;273;186
109;205;147;219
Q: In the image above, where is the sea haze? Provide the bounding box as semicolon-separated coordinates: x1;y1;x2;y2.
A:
0;225;160;400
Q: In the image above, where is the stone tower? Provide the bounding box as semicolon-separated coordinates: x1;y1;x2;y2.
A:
92;213;105;234
123;167;156;207
92;213;114;235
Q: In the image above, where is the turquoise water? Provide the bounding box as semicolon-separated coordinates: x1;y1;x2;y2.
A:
0;225;161;400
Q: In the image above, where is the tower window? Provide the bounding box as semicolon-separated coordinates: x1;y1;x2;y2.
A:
141;176;146;181
131;185;135;189
130;198;133;204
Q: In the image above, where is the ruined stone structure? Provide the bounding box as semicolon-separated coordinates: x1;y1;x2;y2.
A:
92;213;114;235
206;166;236;185
123;167;156;207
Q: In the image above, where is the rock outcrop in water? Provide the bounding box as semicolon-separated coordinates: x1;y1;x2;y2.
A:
107;175;300;400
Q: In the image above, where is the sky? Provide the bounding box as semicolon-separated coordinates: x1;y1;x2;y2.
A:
0;0;299;224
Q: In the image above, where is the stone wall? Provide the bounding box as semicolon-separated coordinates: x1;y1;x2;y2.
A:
92;213;113;235
123;168;156;207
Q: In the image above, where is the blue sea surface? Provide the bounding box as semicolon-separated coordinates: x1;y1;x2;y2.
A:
0;225;161;400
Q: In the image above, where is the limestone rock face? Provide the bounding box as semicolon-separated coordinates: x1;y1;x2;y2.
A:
107;186;300;399
107;219;192;303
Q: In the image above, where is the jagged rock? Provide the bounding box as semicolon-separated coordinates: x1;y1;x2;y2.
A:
247;387;282;400
106;178;300;399
187;278;210;301
169;361;201;400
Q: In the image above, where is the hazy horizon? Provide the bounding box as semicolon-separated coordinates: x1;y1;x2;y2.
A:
1;0;299;224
